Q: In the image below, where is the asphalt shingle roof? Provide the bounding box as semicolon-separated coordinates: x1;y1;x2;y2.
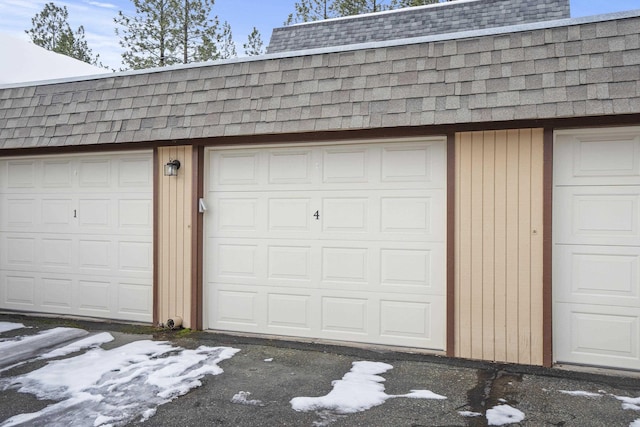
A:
0;11;639;150
267;0;570;53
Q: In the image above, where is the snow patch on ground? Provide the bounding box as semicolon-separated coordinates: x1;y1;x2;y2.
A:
630;419;640;427
0;327;88;369
0;336;239;427
264;358;273;362
290;361;446;425
0;322;25;333
459;410;482;417
616;395;640;406
231;391;264;406
399;389;447;399
486;404;525;426
40;332;114;359
616;395;640;412
559;390;602;397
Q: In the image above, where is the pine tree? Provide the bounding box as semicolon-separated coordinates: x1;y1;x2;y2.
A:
115;0;176;69
243;27;264;56
174;0;222;63
218;21;236;59
26;2;102;66
115;0;233;70
285;0;334;25
391;0;439;6
332;0;394;16
286;0;455;23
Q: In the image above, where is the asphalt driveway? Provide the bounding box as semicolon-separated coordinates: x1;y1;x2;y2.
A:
1;314;639;427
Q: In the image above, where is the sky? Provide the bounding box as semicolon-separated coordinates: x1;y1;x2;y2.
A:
0;0;639;70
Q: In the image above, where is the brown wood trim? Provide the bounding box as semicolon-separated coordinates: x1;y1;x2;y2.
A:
190;146;205;330
0;141;160;157
446;133;456;357
542;128;554;367
152;148;160;326
2;113;640;158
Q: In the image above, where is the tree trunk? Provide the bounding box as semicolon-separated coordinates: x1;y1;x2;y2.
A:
183;0;189;63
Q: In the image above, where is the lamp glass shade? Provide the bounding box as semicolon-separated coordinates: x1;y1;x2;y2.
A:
164;159;180;176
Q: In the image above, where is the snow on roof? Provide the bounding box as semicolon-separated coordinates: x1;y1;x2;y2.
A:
0;33;106;85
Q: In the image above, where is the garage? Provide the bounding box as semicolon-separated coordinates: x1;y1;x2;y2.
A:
0;152;153;322
554;127;640;370
204;138;447;350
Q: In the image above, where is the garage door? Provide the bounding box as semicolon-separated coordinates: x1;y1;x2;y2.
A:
0;152;153;322
554;127;640;370
204;139;446;350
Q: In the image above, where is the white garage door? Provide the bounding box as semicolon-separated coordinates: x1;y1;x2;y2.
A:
0;152;153;322
554;127;640;370
204;139;446;350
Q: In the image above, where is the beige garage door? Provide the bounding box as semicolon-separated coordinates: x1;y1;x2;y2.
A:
0;152;153;322
204;138;446;350
554;127;640;370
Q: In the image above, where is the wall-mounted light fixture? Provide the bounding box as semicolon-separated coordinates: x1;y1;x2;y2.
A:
164;159;181;177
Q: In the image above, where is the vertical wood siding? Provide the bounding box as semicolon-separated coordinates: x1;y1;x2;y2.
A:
455;129;544;365
157;146;193;328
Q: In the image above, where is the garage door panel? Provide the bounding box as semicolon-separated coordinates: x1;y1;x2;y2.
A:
555;302;640;369
379;295;445;347
42;160;73;188
5;161;36;188
321;246;369;286
554;186;640;245
210;142;445;191
3;274;35;307
212;150;260;187
118;240;153;274
78;279;111;314
78;159;111;188
78;199;111;227
321;297;369;334
213;191;444;241
555;245;640;307
119;157;153;188
215;197;260;233
3;233;151;277
378;241;445;293
381;143;442;184
268;245;312;282
78;239;112;271
4;198;36;227
322;197;368;232
380;299;432;338
41;238;73;269
268;149;313;184
380;248;432;289
41;277;73;309
117;281;152;316
380;196;429;233
118;199;152;230
554;134;640;186
0;152;153;322
42;198;74;228
215;243;260;281
322;147;369;183
205;139;446;351
555;127;640;371
210;288;259;328
3;236;36;268
267;293;311;330
268;197;312;231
